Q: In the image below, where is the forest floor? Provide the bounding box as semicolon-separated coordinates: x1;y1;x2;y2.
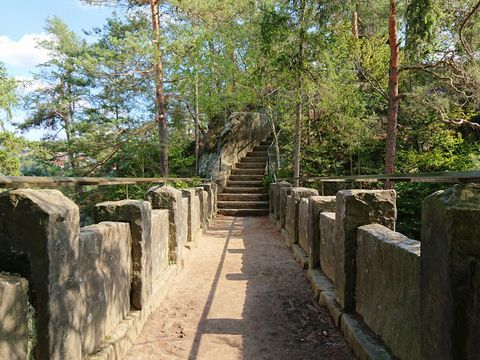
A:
125;216;353;360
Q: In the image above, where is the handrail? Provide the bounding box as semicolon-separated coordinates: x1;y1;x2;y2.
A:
267;129;282;183
0;176;208;189
278;170;480;185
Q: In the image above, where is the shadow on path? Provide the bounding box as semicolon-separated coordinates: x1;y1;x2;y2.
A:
126;216;352;360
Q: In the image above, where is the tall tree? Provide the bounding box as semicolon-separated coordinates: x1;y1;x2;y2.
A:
22;17;89;173
150;0;169;175
385;0;399;187
293;0;306;187
82;0;169;175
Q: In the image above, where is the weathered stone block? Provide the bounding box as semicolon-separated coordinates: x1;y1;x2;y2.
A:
79;222;132;356
211;182;218;216
151;210;169;279
195;187;208;230
319;212;336;283
95;200;152;310
334;189;396;311
284;195;295;245
308;196;336;270
421;184;480;360
199;183;215;219
285;187;319;245
180;197;188;251
0;189;82;360
279;186;292;229
274;182;292;225
0;273;29;360
298;198;309;253
146;186;186;264
181;189;201;245
356;224;420;360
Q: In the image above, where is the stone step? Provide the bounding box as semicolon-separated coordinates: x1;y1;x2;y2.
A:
218;201;269;209
231;168;266;176
227;180;264;187
240;157;267;163
222;187;267;194
218;193;269;201
229;174;264;182
235;162;266;169
253;145;270;151
218;208;269;217
246;151;268;157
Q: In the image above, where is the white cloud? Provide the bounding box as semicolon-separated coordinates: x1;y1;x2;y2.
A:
0;33;51;68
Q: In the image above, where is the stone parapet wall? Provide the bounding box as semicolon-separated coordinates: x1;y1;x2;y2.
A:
0;181;216;360
356;224;421;360
268;182;480;360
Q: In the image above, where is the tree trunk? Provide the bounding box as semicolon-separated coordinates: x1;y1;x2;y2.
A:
385;0;399;189
293;102;302;187
352;7;359;38
150;0;168;176
293;0;306;187
194;71;200;176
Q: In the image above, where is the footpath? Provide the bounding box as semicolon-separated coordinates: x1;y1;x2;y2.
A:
125;216;352;360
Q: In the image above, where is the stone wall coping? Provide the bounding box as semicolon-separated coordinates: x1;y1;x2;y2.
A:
358;224;420;256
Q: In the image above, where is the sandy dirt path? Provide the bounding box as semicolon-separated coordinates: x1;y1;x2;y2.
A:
125;216;353;360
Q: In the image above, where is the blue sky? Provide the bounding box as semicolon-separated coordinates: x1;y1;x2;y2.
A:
0;0;114;77
0;1;115;139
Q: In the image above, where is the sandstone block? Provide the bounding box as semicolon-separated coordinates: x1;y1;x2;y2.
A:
151;210;169;280
95;200;152;310
279;186;292;229
285;187;319;245
0;189;82;360
421;184;480;360
274;182;292;225
356;224;420;360
199;183;215;219
319;212;336;283
308;196;336;270
195;187;208;230
298;198;309;253
79;222;132;355
146;186;186;264
182;189;201;244
284;195;295;245
334;189;396;311
0;273;29;360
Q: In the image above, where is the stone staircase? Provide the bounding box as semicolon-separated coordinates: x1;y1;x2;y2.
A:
217;139;271;216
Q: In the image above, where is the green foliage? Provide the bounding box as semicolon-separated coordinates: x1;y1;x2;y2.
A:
0;132;25;176
398;129;480;172
1;0;477;240
396;182;447;240
0;63;18;125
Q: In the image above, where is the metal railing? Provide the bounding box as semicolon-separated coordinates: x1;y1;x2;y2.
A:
267;129;282;183
0;176;208;189
278;170;480;194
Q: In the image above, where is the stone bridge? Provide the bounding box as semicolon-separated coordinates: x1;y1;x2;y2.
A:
1;178;479;360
